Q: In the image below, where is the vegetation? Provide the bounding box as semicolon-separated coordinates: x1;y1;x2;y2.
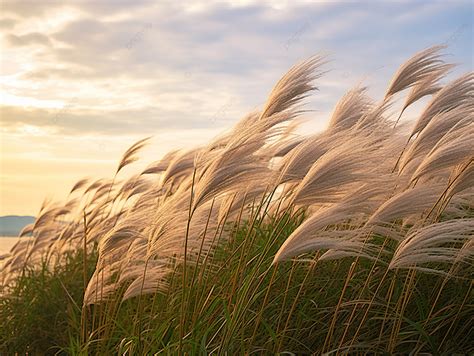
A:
2;212;472;354
1;46;473;354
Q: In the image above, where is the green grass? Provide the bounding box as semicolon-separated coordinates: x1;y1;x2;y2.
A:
1;210;473;354
0;248;97;354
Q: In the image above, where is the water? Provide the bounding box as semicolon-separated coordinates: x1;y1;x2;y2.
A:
0;237;20;254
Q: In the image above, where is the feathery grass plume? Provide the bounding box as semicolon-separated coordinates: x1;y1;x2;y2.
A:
258;118;305;158
0;238;34;285
84;227;143;303
69;177;90;194
121;264;170;300
49;222;80;255
116;174;151;201
410;124;474;182
385;45;446;99
116;240;173;301
366;183;446;226
442;193;474;221
94;226;146;286
215;111;261;150
2;172;120;290
84;172;187;303
84;263;118;304
326;87;371;133
216;190;248;223
147;192;212;254
161;148;200;187
122;202;219;301
84;198;116;233
90;180;116;203
317;235;387;261
225;59;323;147
132;186;164;211
291;132;393;206
18;223;34;237
399;63;454;116
116;136;152;174
25;202;77;258
141;150;178;175
32;204;71;231
274;228;379;264
263;135;304;159
259;56;324;120
274;137;306;158
123;177;153;201
9;238;35;255
352;102;389;133
278;89;379;184
278;132;334;183
192;138;272;212
84;178;108;195
27;227;62;259
38;197;52;216
446;161;474;197
280;94;397;188
273;183;391;263
410;73;473;137
398;106;472;173
389;219;474;273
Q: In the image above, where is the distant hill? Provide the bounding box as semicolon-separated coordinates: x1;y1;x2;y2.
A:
0;216;35;237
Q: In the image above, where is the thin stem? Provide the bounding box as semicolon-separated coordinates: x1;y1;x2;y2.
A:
178;167;196;355
81;210;88;346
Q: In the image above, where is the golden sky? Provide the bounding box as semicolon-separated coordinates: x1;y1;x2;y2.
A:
0;0;472;216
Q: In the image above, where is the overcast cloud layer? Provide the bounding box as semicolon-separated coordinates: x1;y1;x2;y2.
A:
0;0;472;215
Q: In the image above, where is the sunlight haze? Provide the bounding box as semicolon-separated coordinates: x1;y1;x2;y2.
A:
0;0;472;215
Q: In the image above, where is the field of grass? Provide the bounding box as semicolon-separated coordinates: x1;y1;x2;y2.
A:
2;209;472;354
1;46;473;354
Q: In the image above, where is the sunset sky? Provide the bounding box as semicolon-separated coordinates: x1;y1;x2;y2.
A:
0;0;472;216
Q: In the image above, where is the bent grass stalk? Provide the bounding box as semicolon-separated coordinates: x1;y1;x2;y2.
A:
179;167;196;355
323;260;356;353
278;252;320;352
249;193;288;345
337;229;394;350
389;268;417;352
220;188;279;350
438;281;472;349
80;210;88;347
186;198;215;314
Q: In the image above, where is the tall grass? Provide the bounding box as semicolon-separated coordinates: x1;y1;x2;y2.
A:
1;46;473;354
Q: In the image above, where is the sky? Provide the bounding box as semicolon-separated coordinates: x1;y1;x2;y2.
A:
0;0;472;216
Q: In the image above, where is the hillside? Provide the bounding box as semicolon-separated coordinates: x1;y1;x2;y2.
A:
0;216;35;237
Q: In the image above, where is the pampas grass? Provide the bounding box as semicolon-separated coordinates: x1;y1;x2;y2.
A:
390;219;474;272
1;46;473;355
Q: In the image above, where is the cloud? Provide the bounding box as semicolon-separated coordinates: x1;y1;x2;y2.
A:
1;1;65;18
6;32;52;47
0;102;240;135
2;1;472;138
0;18;17;29
1;0;472;215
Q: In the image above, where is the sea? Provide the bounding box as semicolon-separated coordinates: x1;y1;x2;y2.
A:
0;237;20;254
